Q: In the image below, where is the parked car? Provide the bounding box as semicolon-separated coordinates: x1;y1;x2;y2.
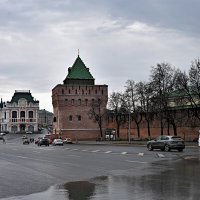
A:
22;135;28;140
0;132;6;136
23;139;30;145
26;131;33;134
147;135;185;152
37;138;49;146
63;138;73;144
52;139;63;146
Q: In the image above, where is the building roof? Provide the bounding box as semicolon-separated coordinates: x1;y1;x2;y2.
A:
9;90;39;103
65;55;94;79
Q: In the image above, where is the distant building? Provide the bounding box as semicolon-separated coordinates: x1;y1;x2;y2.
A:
52;55;108;140
0;90;39;133
38;109;53;131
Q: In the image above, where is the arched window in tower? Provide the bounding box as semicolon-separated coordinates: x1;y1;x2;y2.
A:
89;89;91;94
69;89;71;94
77;115;81;121
69;115;73;121
75;89;77;94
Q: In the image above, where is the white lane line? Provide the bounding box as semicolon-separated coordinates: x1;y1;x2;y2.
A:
81;149;88;152
157;153;165;158
105;151;112;154
121;152;127;155
138;153;144;156
126;160;147;164
91;150;100;153
16;156;28;159
71;149;78;151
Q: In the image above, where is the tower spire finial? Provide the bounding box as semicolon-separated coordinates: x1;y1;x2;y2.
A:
78;49;80;57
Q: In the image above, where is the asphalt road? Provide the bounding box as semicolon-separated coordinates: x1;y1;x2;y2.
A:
0;133;200;199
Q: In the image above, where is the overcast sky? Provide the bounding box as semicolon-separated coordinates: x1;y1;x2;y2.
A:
0;0;199;112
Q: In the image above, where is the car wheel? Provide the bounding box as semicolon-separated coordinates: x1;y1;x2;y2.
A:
164;144;170;152
147;144;153;151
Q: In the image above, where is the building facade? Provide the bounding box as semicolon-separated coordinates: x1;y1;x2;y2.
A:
38;109;54;131
0;90;39;133
52;55;108;140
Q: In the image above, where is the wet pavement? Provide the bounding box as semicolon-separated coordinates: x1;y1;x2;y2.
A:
2;157;200;200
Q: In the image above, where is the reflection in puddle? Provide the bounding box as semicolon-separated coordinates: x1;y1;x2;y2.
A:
58;181;95;200
2;158;200;200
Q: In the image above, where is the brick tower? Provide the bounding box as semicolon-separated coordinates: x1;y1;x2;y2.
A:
52;55;108;140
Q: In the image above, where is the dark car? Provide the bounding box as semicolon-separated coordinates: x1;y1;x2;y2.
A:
37;138;49;146
23;139;30;145
147;135;185;152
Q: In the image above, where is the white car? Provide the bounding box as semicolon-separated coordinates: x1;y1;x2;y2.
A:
0;132;6;136
52;139;63;146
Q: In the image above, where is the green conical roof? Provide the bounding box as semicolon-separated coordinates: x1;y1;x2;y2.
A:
66;56;94;79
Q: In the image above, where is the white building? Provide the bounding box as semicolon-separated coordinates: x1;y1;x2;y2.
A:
0;90;39;133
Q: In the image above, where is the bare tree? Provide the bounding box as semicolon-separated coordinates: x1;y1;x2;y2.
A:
88;98;107;139
150;63;177;135
124;80;143;138
135;81;154;138
108;92;125;138
176;58;200;122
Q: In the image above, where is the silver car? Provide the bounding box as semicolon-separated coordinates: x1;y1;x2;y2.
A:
147;135;185;152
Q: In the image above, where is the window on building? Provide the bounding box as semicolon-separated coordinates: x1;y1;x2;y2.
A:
20;111;25;122
62;89;64;94
12;111;17;122
82;90;84;95
71;99;74;105
4;112;6;119
85;99;88;106
78;99;81;105
29;111;33;122
77;115;81;121
53;117;57;122
69;115;73;121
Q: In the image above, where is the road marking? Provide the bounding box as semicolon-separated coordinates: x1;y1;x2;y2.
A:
16;155;28;159
138;153;144;156
105;151;112;154
71;149;78;151
91;150;100;153
157;153;165;158
121;152;127;155
81;149;88;152
126;160;147;164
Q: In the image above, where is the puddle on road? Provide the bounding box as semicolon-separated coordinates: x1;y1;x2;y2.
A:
2;158;200;200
